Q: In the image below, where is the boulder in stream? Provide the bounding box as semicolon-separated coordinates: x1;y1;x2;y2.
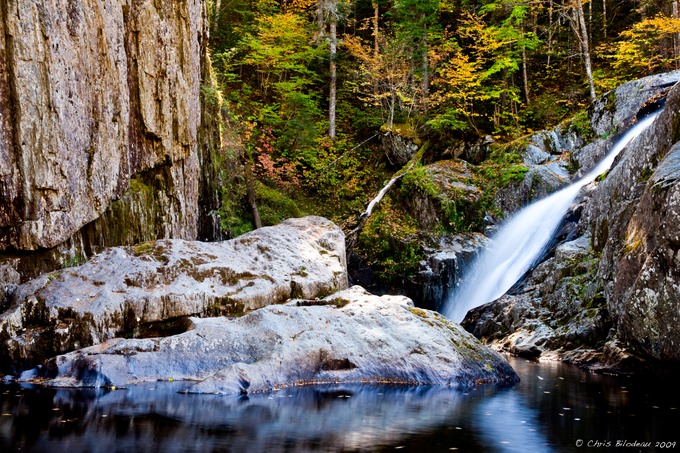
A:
27;286;518;392
0;216;347;374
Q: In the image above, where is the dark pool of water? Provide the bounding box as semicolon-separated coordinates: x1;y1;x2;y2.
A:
1;357;679;452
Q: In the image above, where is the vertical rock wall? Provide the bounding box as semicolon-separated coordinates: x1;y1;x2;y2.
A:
584;83;680;363
0;0;220;279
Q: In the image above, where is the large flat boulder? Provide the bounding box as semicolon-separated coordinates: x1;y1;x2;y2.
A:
29;286;518;393
0;216;347;374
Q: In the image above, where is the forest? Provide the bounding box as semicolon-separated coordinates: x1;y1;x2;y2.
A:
207;0;679;284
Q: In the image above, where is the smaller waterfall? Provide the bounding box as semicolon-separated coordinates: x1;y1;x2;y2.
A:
443;111;661;323
363;175;403;218
346;173;405;251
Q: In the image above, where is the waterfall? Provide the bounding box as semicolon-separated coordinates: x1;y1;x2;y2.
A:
363;174;402;218
345;173;404;252
443;111;661;323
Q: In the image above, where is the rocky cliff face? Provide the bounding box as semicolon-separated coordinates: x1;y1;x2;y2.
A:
584;84;680;364
0;0;220;279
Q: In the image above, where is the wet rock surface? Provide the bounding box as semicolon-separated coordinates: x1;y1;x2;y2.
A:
590;71;680;137
410;233;488;312
0;217;347;374
462;235;611;362
28;286;518;392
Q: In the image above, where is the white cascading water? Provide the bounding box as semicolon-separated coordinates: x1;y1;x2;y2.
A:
443;111;661;323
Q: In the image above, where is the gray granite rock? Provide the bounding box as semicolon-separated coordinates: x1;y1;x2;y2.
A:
494;162;571;217
591;70;680;137
0;0;222;281
463;77;680;371
0;216;347;373
413;233;488;312
26;286;518;392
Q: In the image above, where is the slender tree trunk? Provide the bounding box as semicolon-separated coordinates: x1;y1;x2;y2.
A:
421;37;429;112
547;0;554;68
522;42;530;104
588;0;592;42
421;15;429;113
576;0;597;101
329;16;337;138
603;0;607;38
389;90;396;129
244;159;262;229
373;2;379;59
674;1;680;66
209;0;222;35
317;0;325;36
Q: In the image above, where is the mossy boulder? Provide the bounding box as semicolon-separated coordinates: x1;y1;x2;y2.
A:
380;123;422;167
400;160;484;232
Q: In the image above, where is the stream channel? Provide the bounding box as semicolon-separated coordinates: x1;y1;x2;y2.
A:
2;356;679;452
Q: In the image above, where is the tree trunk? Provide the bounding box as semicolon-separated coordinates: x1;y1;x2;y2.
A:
329;16;337;139
209;0;222;36
421;37;429;112
576;0;597;101
588;0;592;42
522;25;530;104
244;159;262;229
389;90;396;129
421;15;429;113
547;0;554;68
674;1;680;66
373;2;379;59
316;0;325;37
603;0;607;38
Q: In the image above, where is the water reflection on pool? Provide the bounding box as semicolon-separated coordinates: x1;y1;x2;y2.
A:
1;357;678;452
